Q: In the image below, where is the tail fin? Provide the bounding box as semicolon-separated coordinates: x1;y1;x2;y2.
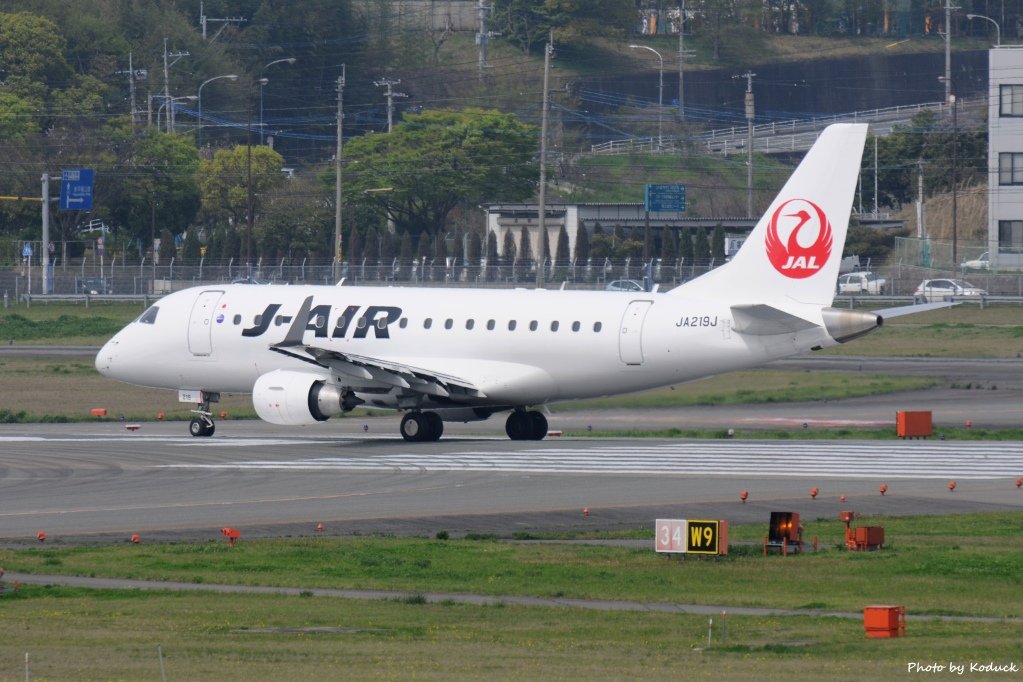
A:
670;124;868;313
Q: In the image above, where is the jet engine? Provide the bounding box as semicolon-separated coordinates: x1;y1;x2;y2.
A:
821;308;882;344
252;370;345;425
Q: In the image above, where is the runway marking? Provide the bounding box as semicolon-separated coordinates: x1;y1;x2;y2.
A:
157;441;1023;480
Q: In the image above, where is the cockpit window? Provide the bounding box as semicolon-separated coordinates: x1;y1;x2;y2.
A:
137;306;159;325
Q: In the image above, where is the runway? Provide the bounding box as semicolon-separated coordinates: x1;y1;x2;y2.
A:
1;420;1020;544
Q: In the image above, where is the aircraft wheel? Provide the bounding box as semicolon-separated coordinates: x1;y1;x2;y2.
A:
505;411;532;441
423;411;444;442
189;417;206;437
527;411;548;440
205;421;216;437
400;413;427;442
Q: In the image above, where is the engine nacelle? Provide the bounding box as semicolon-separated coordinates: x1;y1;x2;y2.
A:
252;370;345;426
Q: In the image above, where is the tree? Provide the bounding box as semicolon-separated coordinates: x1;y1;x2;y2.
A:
341;109;538;240
519;226;533;262
157;228;176;264
680;228;694;265
555;226;570;264
199;144;286;260
660;228;678;266
574;224;590;262
102;126;201;255
502;229;517;264
493;0;633;54
711;225;726;263
694;228;711;265
181;227;202;264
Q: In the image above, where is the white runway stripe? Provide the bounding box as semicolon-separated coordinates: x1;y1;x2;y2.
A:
160;441;1023;479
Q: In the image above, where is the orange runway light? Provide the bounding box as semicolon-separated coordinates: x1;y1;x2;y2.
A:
948;480;956;493
131;534;141;544
36;531;46;543
810;487;818;500
740;490;748;503
879;483;888;496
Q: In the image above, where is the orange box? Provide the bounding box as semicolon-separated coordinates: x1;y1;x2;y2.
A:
896;411;932;438
864;605;905;638
89;408;107;417
854;526;885;548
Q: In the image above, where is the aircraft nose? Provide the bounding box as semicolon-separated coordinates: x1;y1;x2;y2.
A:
95;337;118;377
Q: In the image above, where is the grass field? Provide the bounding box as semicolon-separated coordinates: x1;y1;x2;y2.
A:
1;513;1020;680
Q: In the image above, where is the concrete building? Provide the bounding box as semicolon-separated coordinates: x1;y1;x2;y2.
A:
988;46;1023;270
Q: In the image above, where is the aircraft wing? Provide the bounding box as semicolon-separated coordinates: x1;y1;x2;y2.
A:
272;343;486;400
269;295;484;400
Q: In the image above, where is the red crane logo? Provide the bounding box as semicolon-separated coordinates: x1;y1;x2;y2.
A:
765;198;832;279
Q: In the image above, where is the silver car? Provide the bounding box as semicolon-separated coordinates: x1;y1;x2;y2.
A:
913;278;986;302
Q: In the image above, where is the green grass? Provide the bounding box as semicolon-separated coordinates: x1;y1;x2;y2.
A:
1;513;1021;680
553;371;940;411
4;513;1021;618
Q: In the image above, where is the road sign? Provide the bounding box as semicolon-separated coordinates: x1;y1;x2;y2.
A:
21;242;32;258
686;519;722;555
644;183;686;213
60;168;94;210
655;519;686;553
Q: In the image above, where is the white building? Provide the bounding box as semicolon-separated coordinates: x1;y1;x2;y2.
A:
988;46;1023;269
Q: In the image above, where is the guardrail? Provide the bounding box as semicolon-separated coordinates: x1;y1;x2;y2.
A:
18;294;154;308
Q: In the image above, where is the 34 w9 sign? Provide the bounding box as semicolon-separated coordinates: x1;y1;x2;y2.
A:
655;519;728;555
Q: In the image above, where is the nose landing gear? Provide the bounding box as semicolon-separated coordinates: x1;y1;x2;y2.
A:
188;391;220;437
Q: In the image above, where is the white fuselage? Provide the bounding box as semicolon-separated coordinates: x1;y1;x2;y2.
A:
96;283;837;408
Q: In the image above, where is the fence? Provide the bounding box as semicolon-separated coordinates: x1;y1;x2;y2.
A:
1;256;723;300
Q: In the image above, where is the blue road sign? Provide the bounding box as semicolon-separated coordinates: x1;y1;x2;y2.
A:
644;183;686;213
60;168;94;210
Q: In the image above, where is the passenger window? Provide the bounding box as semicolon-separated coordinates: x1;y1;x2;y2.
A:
529;321;538;331
253;314;263;327
486;320;495;330
376;317;387;330
399;318;408;329
571;321;580;332
466;319;475;330
444;318;453;330
274;315;284;326
137;306;160;324
424;318;433;329
593;322;603;332
508;320;517;331
550;321;559;332
233;314;241;325
315;315;326;329
356;317;367;329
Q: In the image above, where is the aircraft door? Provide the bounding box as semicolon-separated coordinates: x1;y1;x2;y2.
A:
618;300;653;365
188;290;224;356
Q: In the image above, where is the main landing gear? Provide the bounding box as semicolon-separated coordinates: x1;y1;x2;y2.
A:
188;392;218;437
400;411;444;442
505;410;548;441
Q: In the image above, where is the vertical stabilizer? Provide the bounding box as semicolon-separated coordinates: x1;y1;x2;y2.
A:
670;124;868;311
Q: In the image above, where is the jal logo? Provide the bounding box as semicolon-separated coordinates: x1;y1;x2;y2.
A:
765;198;832;279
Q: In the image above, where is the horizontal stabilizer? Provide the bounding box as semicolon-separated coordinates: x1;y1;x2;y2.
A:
731;304;817;336
874;301;958;319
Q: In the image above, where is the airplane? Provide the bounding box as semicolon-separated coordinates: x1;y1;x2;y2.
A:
96;123;937;442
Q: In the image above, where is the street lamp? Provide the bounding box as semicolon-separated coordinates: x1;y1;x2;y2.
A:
966;14;1001;47
156;95;197;132
197;74;238;148
259;57;296;144
629;44;664;148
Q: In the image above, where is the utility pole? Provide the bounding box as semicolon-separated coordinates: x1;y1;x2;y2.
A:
477;0;491;83
678;0;693;119
199;1;245;41
537;33;553;289
734;71;756;218
943;0;959;104
952;93;958;276
162;38;189;133
374;78;407;132
116;53;144;131
334;67;345;283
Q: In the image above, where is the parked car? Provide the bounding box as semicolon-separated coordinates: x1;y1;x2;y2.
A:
961;252;990;271
913;278;987;303
836;271;886;295
605;279;646;292
77;277;111;295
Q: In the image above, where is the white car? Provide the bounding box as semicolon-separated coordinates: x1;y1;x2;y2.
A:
961;252;990;271
836;271;886;295
913;278;987;302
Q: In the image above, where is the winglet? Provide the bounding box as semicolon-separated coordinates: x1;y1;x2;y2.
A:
274;295;314;348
